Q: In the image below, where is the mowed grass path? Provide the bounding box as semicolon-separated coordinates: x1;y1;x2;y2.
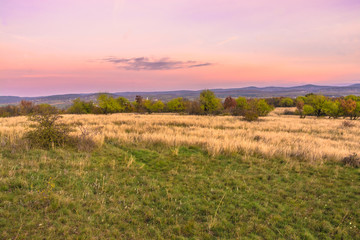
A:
0;142;359;239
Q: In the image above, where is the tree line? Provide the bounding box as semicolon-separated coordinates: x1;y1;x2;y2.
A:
0;90;273;121
1;91;359;120
294;94;360;119
67;90;274;121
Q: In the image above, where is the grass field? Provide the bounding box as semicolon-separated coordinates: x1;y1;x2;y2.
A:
0;111;360;239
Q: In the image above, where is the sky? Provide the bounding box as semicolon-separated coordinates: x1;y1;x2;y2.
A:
1;0;360;96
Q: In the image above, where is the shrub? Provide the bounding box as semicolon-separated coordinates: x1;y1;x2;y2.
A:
73;122;103;152
283;110;296;115
341;153;360;168
184;100;204;115
243;110;259;121
24;110;72;149
342;121;355;128
234;97;248;116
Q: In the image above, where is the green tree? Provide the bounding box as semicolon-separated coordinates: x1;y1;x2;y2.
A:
256;99;273;116
34;104;59;115
167;97;185;112
67;98;95;114
97;94;123;114
143;99;153;113
243;99;259;121
234;97;248;116
280;98;294;107
303;104;314;117
143;100;165;113
150;100;165;113
199;90;222;114
344;95;359;102
116;97;133;112
305;95;326;117
323;100;341;119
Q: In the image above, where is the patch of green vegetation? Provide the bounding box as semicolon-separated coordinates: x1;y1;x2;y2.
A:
0;142;359;239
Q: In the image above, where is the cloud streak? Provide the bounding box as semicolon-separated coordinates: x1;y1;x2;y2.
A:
103;57;212;70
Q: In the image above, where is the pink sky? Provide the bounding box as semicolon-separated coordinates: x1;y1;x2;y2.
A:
1;0;360;96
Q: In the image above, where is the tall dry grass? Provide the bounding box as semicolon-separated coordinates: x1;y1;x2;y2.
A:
1;109;359;162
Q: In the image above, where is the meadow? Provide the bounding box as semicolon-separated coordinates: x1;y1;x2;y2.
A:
0;110;359;239
1;108;359;162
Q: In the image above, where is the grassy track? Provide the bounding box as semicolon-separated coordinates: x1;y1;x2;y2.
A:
0;141;359;239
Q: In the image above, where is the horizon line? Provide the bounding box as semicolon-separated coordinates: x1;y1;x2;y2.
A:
1;82;360;98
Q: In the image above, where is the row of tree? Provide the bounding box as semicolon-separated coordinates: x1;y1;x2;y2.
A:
0;101;58;118
0;90;274;121
66;90;274;120
295;94;360;119
2;91;359;120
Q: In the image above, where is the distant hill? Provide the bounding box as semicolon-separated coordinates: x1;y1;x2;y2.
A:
1;83;360;107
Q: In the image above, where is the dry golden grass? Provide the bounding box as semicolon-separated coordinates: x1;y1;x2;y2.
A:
1;108;359;162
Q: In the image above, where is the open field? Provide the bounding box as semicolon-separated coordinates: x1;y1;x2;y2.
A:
1;110;360;239
1;108;360;162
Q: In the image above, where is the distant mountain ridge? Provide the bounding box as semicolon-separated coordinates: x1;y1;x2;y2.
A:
1;84;360;107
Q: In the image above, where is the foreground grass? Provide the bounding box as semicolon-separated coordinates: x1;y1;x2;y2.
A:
0;142;359;239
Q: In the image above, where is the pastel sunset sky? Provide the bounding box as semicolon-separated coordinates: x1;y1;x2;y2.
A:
1;0;360;96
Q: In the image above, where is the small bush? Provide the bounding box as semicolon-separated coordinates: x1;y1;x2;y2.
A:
253;135;262;141
24;109;72;149
243;111;259;121
342;121;355;128
283;110;296;115
73;122;103;152
341;153;360;168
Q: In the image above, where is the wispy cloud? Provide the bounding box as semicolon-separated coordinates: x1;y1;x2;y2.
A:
102;57;212;70
217;36;238;46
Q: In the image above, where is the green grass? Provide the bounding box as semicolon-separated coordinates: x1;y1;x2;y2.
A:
0;142;359;239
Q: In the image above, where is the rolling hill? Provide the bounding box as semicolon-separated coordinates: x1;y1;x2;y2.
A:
1;83;360;107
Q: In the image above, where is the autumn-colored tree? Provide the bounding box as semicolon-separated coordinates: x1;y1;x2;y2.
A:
184;100;203;115
296;99;305;118
134;95;145;113
223;96;237;110
19;100;35;115
340;99;356;119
